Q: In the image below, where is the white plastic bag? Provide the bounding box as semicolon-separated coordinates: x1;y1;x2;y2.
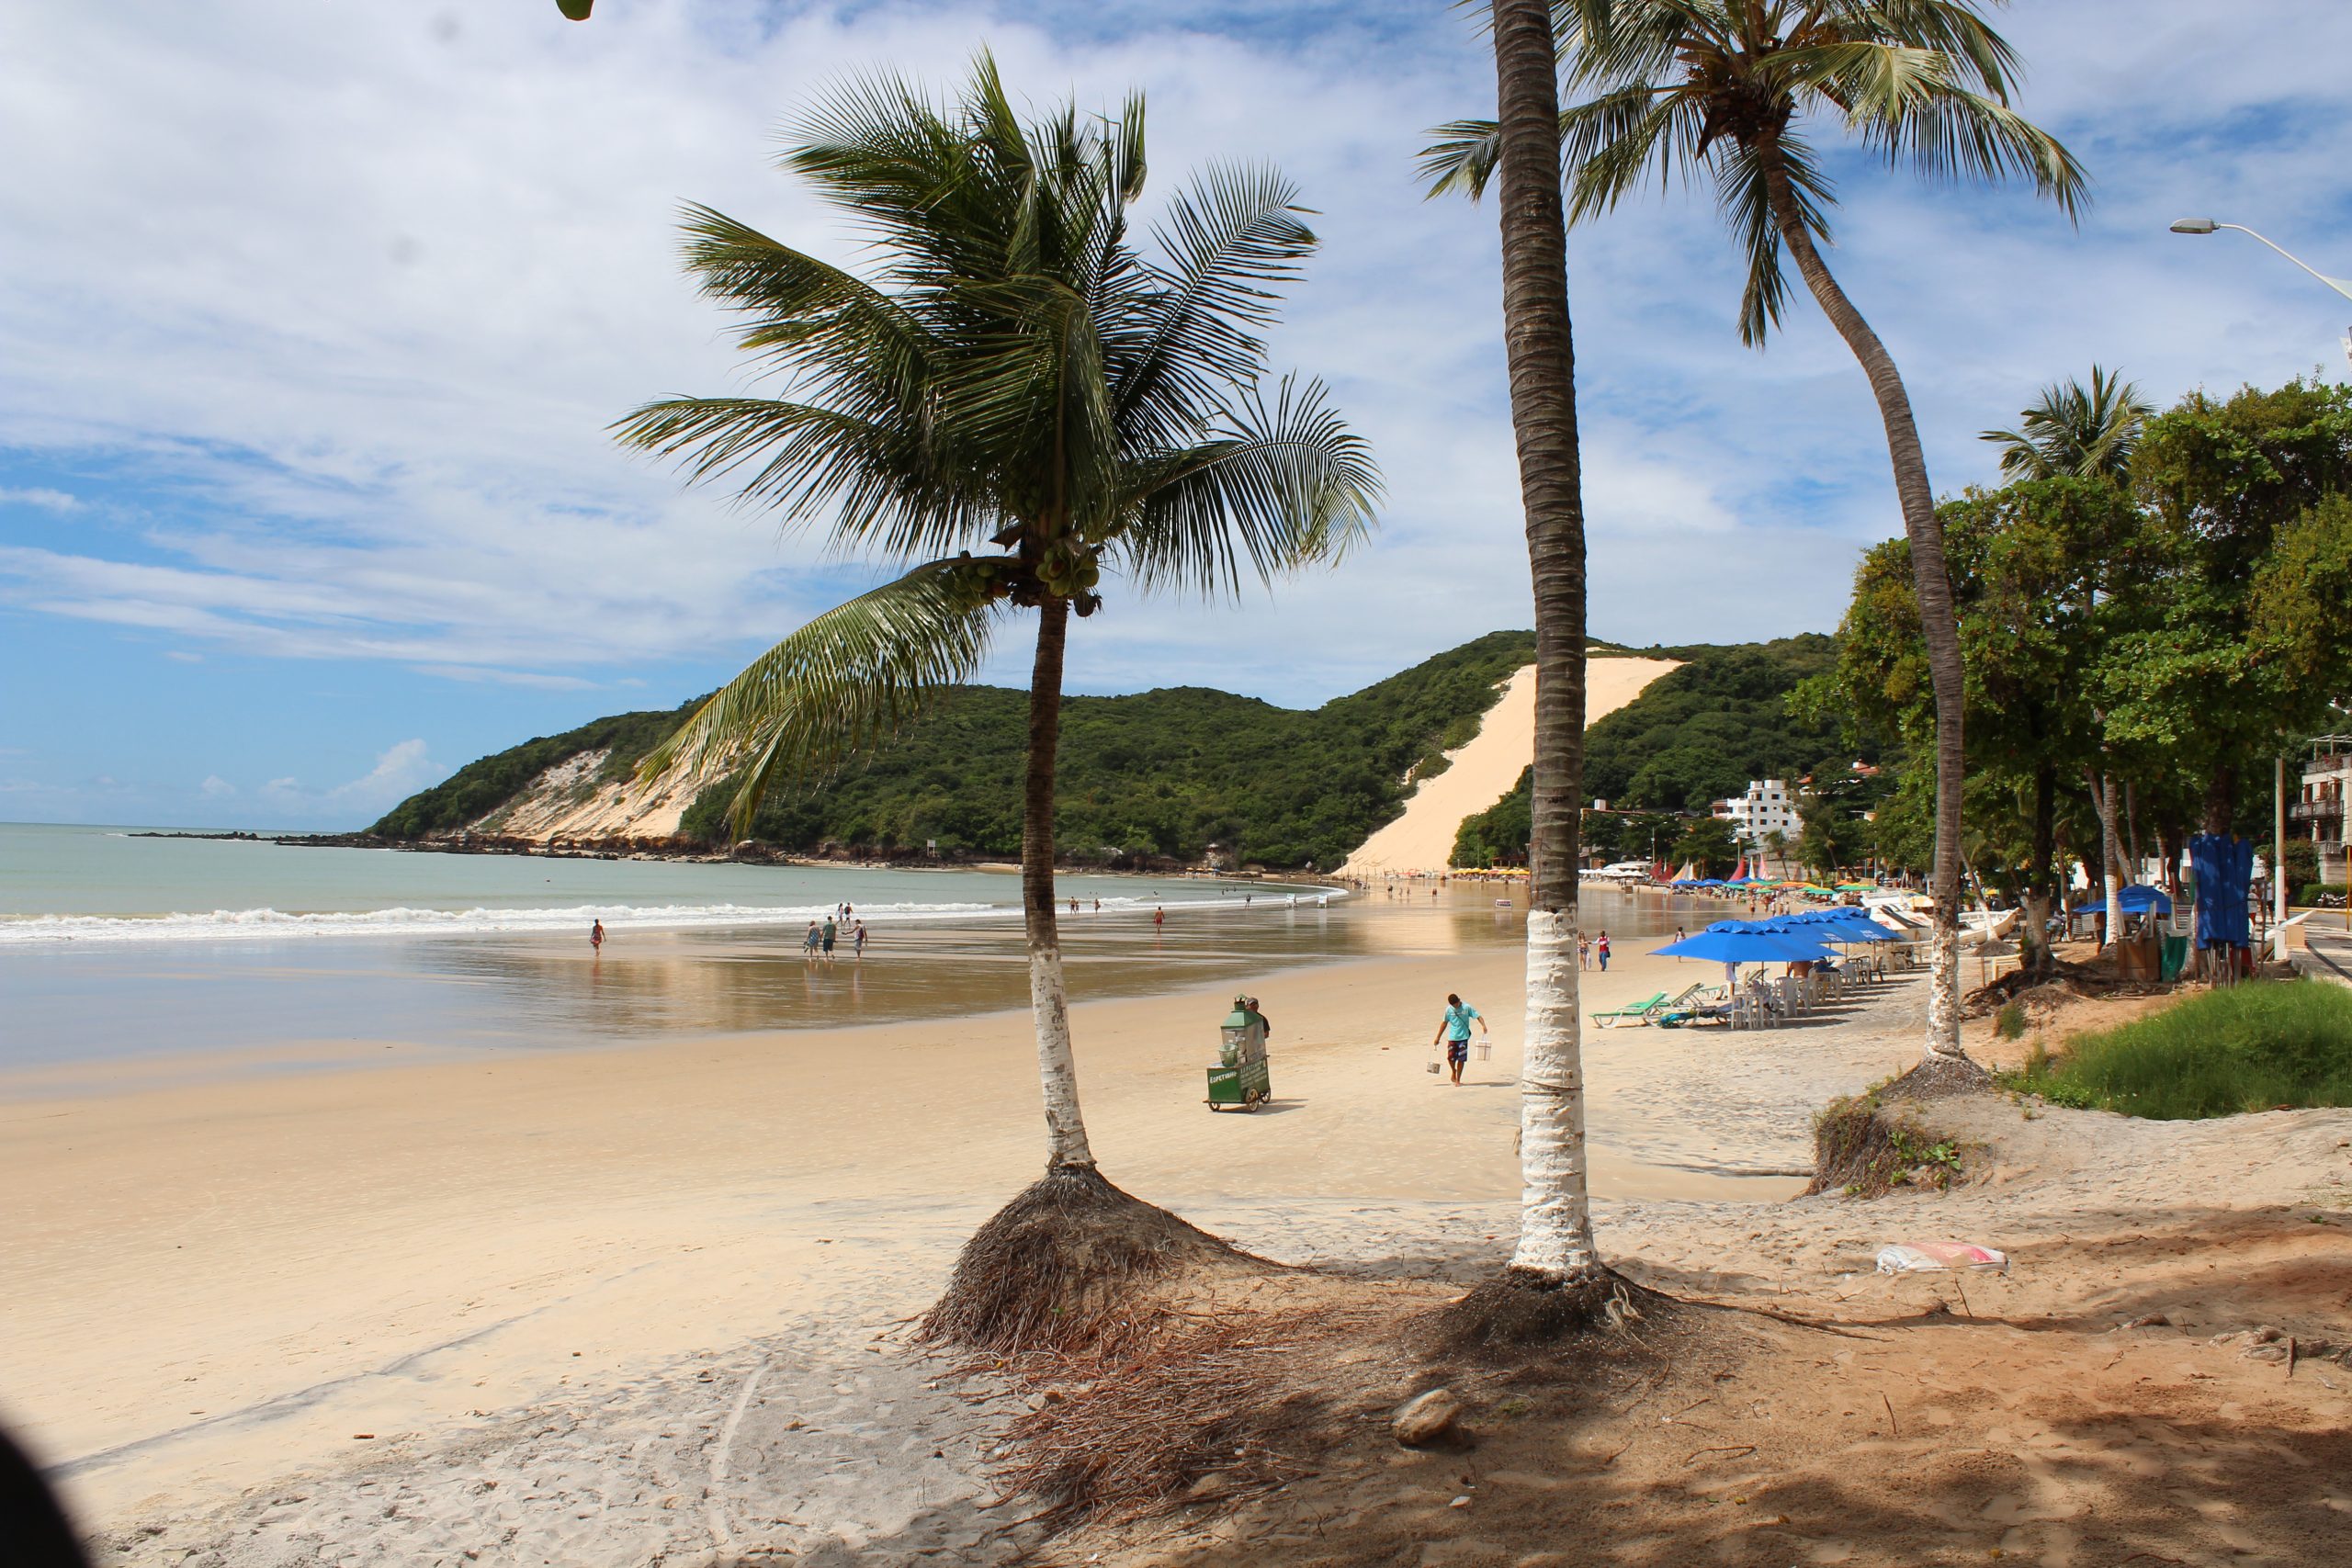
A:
1875;1242;2008;1274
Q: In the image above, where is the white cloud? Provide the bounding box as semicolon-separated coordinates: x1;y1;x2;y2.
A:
200;773;235;796
326;738;440;807
0;0;2346;710
0;486;82;512
164;649;202;662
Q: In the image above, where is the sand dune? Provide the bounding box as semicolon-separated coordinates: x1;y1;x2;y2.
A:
1340;655;1678;875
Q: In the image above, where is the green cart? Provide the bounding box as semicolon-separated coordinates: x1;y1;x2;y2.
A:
1206;997;1272;1111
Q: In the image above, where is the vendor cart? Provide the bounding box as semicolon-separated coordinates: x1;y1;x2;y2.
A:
1206;996;1272;1111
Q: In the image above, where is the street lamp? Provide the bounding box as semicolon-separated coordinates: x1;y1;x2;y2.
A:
2171;218;2352;367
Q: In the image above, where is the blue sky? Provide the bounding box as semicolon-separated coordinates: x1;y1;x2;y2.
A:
3;1;2350;829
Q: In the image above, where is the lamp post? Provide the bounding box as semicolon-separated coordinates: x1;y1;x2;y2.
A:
2171;219;2352;367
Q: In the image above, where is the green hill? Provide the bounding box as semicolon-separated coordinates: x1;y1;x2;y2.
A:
373;631;1542;871
1451;635;1872;865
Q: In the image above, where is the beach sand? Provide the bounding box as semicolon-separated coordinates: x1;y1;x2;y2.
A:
11;926;2350;1565
1340;656;1679;876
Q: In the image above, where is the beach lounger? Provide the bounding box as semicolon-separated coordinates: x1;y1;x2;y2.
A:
1589;990;1668;1028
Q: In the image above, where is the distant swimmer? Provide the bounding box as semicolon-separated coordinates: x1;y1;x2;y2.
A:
590;919;605;952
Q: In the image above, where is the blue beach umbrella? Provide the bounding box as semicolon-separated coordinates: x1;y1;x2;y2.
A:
1655;928;1838;964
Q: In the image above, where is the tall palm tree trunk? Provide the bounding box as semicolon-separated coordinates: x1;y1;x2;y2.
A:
1023;595;1093;1172
2092;770;2126;950
2027;762;2055;976
1491;0;1598;1282
1759;156;1966;1063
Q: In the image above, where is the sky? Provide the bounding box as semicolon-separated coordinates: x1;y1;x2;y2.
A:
3;1;2349;829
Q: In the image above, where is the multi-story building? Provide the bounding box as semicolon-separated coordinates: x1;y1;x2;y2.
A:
1710;778;1804;857
2297;736;2352;886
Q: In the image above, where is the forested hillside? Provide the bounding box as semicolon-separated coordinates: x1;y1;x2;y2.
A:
1450;636;1869;864
374;631;1541;871
369;701;700;840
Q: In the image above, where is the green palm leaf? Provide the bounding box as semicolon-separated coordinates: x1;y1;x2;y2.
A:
638;558;1000;837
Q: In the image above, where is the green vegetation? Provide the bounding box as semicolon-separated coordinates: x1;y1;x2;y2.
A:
1449;637;1872;866
370;701;699;839
683;630;1531;869
1995;1000;2027;1041
2001;981;2352;1119
379;632;1537;870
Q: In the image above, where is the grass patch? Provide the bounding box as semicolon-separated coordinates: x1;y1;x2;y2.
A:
1994;1000;2027;1040
1998;979;2352;1119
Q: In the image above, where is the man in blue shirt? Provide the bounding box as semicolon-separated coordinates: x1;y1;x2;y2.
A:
1430;992;1487;1085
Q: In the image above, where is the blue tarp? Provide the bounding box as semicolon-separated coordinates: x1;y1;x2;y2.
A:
2067;883;2173;917
2189;834;2253;950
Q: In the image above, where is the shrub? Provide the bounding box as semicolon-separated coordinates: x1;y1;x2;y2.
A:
2299;882;2347;908
1998;979;2352;1119
1994;1000;2027;1040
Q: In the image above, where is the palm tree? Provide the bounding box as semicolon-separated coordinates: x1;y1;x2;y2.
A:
621;58;1378;1347
1982;366;2153;481
1449;0;1614;1335
1425;0;2086;1072
1983;366;2152;953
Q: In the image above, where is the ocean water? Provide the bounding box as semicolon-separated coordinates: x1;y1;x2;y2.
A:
0;822;1272;944
0;823;1691;1081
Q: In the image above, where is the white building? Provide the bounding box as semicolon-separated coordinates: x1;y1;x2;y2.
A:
2297;736;2352;886
1712;779;1804;855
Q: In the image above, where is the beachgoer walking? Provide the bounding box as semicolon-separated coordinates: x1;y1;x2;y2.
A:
802;921;822;958
1577;932;1590;970
1153;906;1164;930
852;919;868;959
821;917;837;961
1596;931;1611;971
1431;993;1487;1086
590;919;605;952
1093;897;1102;911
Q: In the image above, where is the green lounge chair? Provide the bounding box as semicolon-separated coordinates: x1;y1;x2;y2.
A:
1590;990;1668;1028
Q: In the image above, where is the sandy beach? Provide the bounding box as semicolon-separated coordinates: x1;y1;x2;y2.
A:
10;906;1810;1547
10;906;2350;1567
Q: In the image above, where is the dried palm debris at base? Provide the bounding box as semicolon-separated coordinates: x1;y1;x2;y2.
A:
987;1302;1391;1529
917;1164;1267;1357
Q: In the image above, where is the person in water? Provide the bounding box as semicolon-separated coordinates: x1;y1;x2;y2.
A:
852;919;868;959
1431;993;1487;1085
590;919;605;952
820;917;838;960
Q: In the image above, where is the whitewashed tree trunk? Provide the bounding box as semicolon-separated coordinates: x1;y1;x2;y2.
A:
2094;771;2126;952
1510;908;1598;1276
1023;597;1096;1172
1488;0;1602;1283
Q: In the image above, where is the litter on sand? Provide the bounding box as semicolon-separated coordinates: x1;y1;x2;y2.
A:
1875;1242;2009;1274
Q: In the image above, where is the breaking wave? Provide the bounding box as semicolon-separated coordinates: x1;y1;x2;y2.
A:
0;888;1341;946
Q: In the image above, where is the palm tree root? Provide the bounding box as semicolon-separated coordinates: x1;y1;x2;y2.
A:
917;1163;1258;1356
1438;1264;1663;1354
1882;1051;1992;1101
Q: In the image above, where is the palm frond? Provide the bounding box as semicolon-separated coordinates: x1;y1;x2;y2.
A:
1858;82;2088;215
1419;117;1504;199
1114;375;1381;599
637;558;1001;837
1715;134;1836;346
1979;365;2153;480
1113;163;1317;446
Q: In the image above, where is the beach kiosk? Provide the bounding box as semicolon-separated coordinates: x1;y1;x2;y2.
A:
1206;996;1272;1111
